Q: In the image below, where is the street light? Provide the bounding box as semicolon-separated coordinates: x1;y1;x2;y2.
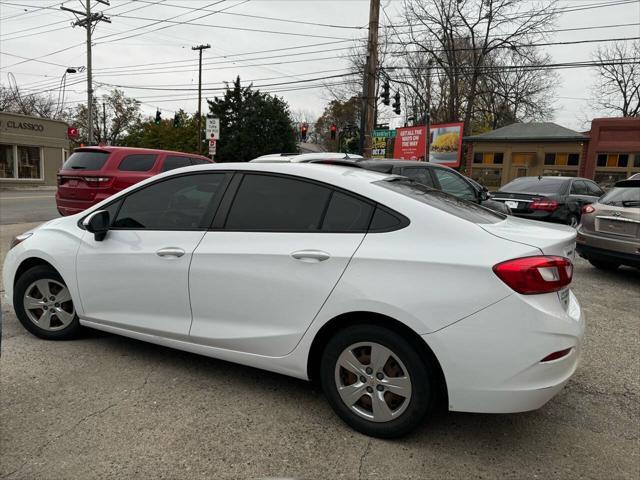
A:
57;66;85;116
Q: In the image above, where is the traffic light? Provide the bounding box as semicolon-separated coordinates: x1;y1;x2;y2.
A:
381;80;390;106
173;112;179;128
330;123;337;140
301;123;308;141
154;109;161;125
392;92;401;115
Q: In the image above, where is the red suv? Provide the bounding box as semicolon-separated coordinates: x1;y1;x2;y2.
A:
56;146;213;216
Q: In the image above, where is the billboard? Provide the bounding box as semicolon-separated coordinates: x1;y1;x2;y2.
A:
393;122;464;167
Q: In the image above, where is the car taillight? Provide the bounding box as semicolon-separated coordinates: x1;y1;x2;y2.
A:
83;176;111;187
530;199;558;211
493;256;573;294
582;204;595;214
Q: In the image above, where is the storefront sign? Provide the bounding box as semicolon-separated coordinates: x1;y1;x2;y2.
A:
0;120;45;132
393;122;464;167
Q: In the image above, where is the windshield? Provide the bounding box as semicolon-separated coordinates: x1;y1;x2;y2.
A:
62;151;110;170
600;186;640;207
501;177;567;194
375;178;505;224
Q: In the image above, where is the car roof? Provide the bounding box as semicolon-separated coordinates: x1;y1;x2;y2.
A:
75;146;210;159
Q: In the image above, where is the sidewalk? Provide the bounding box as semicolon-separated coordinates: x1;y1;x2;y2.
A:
0;186;57;192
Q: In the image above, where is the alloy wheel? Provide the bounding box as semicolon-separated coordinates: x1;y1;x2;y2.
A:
334;341;412;423
23;279;75;331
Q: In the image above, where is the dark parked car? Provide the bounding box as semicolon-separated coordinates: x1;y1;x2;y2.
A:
356;160;511;214
492;176;605;227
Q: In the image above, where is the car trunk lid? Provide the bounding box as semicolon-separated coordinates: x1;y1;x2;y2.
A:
491;192;554;214
479;215;577;258
593;204;640;239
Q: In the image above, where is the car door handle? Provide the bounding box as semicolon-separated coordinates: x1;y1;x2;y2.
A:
291;250;330;263
156;247;185;258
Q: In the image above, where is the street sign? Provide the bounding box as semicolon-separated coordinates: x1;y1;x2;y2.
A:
208;138;217;156
372;129;396;138
206;116;220;140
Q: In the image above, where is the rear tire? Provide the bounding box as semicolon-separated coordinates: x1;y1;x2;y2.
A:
320;324;435;438
588;259;620;271
13;265;82;340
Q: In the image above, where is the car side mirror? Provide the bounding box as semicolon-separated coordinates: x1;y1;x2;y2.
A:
479;186;490;202
82;210;110;241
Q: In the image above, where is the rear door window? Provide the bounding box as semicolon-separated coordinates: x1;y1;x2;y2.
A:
190;158;210;165
570;180;588;195
225;174;331;231
162;155;192;172
432;168;477;201
585;181;604;197
399;167;435;187
62;151;110;171
321;192;374;232
118;154;157;172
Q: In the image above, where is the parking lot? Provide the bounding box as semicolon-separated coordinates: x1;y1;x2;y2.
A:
1;214;639;479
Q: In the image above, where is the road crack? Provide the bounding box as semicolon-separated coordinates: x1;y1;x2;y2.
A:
358;438;372;480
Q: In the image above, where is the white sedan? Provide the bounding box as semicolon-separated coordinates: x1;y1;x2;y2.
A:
3;163;584;438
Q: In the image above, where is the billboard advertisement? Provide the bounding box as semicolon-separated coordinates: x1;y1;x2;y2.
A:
393;122;464;167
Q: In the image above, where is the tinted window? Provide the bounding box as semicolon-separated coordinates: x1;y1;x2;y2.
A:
544;153;555;165
597;154;607;167
501;177;568;194
119;154;156;172
321;192;373;232
399;167;435;187
225;174;331;231
493;153;504;164
162;155;192;172
369;206;404;231
62;151;109;170
585;181;604;197
376;179;505;224
113;173;225;230
432;168;477;201
191;158;209;165
570;180;588;195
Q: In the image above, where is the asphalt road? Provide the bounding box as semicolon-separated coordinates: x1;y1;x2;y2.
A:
0;190;59;226
0;220;639;479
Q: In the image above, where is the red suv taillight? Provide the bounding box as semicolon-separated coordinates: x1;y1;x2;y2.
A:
530;199;558;212
582;204;595;214
493;256;573;294
83;176;111;187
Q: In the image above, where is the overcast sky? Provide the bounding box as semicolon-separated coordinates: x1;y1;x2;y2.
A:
1;0;639;131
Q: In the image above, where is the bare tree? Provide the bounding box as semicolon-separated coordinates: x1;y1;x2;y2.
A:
475;48;557;129
397;0;558;135
591;40;640;117
0;84;61;119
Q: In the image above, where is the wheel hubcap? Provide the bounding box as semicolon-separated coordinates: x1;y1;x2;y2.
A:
23;279;75;331
334;342;412;423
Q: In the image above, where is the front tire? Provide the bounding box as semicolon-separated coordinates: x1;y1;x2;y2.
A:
13;265;81;340
320;324;435;438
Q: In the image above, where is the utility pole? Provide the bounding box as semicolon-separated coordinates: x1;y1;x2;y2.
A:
61;0;111;145
192;44;211;155
102;102;107;144
359;0;380;157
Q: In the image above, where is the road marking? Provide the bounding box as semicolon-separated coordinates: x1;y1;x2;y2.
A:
0;195;55;200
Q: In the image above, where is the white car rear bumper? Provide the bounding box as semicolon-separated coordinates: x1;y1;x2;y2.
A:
425;290;585;413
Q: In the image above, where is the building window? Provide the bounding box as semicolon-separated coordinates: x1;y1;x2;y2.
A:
543;153;580;167
634;154;640;168
594;171;628;189
0;144;15;178
473;152;504;165
543;169;578;177
597;153;629;168
17;146;42;179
